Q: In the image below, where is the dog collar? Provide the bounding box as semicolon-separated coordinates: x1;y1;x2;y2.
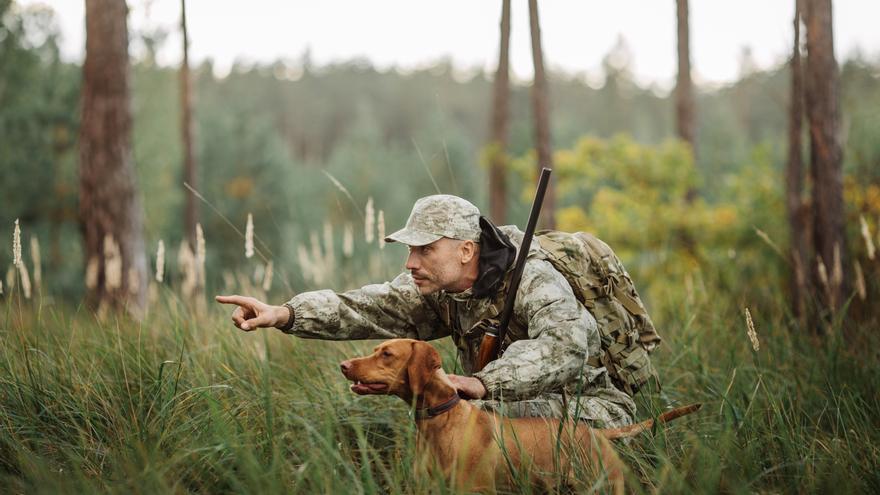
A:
413;394;462;420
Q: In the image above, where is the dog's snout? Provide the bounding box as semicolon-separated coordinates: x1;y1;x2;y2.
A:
340;360;352;375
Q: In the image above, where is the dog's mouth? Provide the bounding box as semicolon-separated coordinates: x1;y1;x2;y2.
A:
349;380;388;395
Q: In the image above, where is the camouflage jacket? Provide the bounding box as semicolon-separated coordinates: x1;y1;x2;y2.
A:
284;226;636;427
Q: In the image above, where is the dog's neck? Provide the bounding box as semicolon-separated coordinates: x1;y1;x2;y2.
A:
411;369;464;421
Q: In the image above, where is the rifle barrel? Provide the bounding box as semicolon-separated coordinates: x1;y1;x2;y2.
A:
474;167;551;371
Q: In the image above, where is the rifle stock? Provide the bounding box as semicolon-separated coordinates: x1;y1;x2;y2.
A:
474;168;552;372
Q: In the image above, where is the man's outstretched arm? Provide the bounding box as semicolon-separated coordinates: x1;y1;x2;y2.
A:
217;272;446;341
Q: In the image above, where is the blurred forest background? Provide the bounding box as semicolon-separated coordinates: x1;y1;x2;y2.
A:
1;0;879;322
2;0;880;492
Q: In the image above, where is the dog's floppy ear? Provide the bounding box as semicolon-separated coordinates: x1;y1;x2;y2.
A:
407;341;441;396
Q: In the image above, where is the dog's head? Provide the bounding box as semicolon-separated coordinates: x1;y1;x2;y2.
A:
339;338;442;401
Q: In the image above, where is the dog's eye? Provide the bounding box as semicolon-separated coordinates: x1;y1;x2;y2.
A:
381;350;392;358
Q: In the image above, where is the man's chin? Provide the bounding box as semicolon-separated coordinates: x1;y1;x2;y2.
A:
413;279;439;295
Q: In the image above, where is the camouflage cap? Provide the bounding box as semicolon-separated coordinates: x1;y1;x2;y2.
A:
385;194;481;246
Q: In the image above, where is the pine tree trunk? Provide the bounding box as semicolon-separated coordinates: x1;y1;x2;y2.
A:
79;0;147;313
181;0;198;246
786;0;809;321
488;0;511;224
675;0;696;151
528;0;555;229
804;0;846;316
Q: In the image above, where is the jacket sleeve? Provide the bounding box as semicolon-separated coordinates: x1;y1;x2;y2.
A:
473;258;602;400
283;272;447;341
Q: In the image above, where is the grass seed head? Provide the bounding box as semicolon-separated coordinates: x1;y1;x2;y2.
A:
743;307;759;352
13;219;22;267
364;197;375;244
854;260;866;301
178;241;197;299
245;213;254;259
378;210;386;250
196;223;206;288
85;256;99;289
29;235;41;290
155;240;165;283
860;215;875;260
103;235;122;291
262;260;273;291
18;261;31;299
343;223;354;258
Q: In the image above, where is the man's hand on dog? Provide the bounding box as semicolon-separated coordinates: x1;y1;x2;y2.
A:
447;374;487;399
215;295;289;331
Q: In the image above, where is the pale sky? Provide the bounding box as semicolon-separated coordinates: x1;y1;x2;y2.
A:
17;0;880;89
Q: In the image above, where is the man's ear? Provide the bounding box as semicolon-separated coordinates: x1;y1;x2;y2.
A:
407;341;441;396
460;240;478;264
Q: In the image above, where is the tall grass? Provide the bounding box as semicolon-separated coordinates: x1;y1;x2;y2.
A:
1;282;878;493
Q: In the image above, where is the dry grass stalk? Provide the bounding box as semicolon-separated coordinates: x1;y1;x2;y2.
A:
816;255;833;308
252;263;264;286
262;260;273;291
5;265;14;292
323;221;335;270
297;244;313;283
12;219;22;267
364;197;375;244
854;260;866;301
18;261;31;299
85;256;99;289
196;223;206;289
343;223;354;258
684;272;694;306
309;231;327;284
178;241;197;300
859;215;875;260
245;213;255;259
30;235;41;290
127;267;140;296
743;307;760;352
221;271;235;293
754;228;784;259
103;235;122;291
378;210;386;249
155;240;165;283
831;243;842;292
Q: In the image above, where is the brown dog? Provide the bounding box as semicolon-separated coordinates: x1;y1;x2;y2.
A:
340;338;700;493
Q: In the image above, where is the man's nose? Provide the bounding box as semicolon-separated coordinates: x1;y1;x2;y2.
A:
405;252;419;270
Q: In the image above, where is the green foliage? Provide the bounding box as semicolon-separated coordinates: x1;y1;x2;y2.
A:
513;134;786;321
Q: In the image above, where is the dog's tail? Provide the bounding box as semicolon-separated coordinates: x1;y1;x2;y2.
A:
599;403;702;440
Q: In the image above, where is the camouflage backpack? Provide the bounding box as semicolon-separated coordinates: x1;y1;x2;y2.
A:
534;231;661;395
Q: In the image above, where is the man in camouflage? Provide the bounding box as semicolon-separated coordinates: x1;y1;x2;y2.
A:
216;195;636;428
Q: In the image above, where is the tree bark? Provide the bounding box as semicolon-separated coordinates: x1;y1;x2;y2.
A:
786;0;809;321
675;0;696;152
528;0;555;229
79;0;147;313
804;0;846;315
488;0;511;224
181;0;198;246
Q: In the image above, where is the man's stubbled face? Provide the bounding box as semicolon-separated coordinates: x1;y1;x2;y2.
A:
405;238;474;295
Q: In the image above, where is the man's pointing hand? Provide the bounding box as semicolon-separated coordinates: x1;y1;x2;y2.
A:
215;294;290;331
